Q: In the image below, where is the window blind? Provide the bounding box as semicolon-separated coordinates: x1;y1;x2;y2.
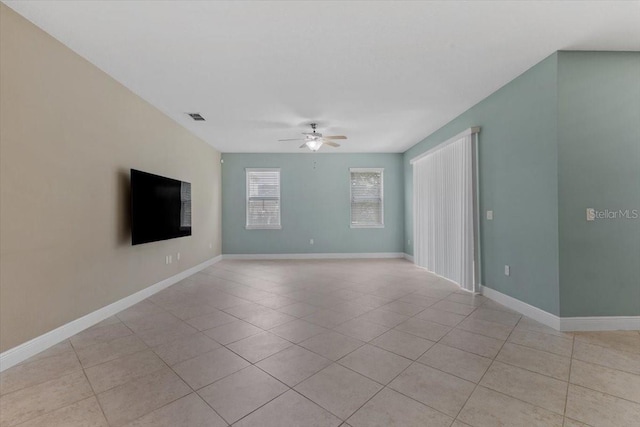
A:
350;168;384;227
246;168;281;229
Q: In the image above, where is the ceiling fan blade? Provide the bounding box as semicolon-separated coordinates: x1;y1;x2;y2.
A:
299;143;308;149
323;141;341;147
279;138;305;142
323;135;347;140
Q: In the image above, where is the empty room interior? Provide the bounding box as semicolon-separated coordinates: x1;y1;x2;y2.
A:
1;1;639;426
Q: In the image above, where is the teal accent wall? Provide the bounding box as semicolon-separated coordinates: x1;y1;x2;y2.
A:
403;53;561;315
221;153;404;254
557;52;640;317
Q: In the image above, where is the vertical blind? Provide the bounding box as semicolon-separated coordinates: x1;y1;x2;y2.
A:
350;168;384;227
412;131;477;292
246;168;281;229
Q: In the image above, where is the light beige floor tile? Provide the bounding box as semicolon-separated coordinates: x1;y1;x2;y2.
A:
0;370;93;427
172;347;250;389
398;294;440;307
198;365;287;424
227;331;293;363
370;329;435;360
562;418;590;427
257;345;332;387
394;318;451;341
16;397;108;427
233;389;341;427
496;342;571;380
574;331;640;354
116;301;165;323
356;308;409;328
418;343;492;383
256;295;297;309
303;310;354;328
97;368;191;427
440;329;504;358
333;318;389;342
338;344;412;384
223;302;273;319
468;308;521;327
570;359;640;403
295;364;382;420
123;393;226;427
203;319;262;345
0;350;81;395
75;334;148;369
85;349;166;393
414;308;466;327
16;341;74;365
572;339;640;375
451;421;473;427
379;301;425;316
269;319;328;343
508;329;573;357
185;310;237;331
69;322;133;349
347;387;453;427
244;310;297;329
480;361;567;414
121;312;183;333
456;317;514;340
134;322;199;347
389;363;475;417
152;332;220;366
565;384;640;427
300;331;365;361
445;293;486;307
431;300;477;316
458;386;564;427
278;302;321;317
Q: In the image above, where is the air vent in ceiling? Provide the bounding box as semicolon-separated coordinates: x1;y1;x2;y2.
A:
187;113;205;121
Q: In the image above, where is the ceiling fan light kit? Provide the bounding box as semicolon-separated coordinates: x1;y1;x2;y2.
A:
278;123;347;152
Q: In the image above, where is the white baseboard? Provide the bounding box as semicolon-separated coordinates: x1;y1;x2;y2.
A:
404;253;414;262
221;252;406;260
480;285;640;332
560;316;640;331
0;255;222;372
480;285;561;330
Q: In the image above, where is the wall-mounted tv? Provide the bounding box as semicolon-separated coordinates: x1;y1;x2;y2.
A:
131;169;191;245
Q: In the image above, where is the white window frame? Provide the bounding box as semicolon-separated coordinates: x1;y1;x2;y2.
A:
245;168;281;230
349;167;384;229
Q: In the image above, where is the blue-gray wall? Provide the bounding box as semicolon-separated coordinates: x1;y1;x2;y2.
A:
403;53;561;315
221;153;404;254
557;51;640;317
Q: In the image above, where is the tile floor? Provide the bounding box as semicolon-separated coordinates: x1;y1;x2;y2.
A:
1;259;639;426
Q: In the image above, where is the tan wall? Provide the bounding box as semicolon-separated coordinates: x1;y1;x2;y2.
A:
0;4;222;352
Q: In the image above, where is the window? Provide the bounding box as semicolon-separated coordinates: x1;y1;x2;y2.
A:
350;168;384;228
246;168;281;229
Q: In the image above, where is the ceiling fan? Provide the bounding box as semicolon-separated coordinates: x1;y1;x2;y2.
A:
278;123;347;151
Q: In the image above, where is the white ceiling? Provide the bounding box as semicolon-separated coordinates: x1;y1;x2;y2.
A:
5;1;640;153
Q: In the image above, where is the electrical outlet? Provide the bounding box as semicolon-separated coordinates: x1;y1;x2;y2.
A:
408;239;411;245
177;252;180;260
504;265;510;276
487;210;494;220
310;238;314;245
165;256;169;265
169;255;172;264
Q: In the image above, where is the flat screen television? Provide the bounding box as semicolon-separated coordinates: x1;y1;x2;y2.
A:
131;169;191;245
